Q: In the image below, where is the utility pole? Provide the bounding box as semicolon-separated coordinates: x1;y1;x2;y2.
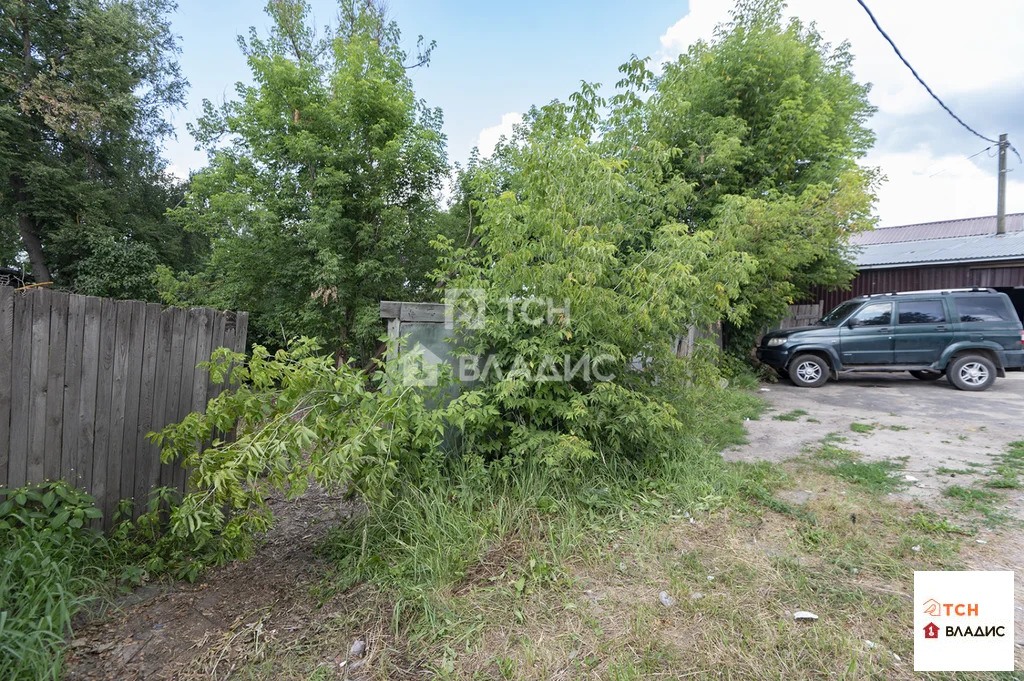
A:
997;133;1007;235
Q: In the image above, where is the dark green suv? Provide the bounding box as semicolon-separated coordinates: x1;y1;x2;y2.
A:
757;289;1024;391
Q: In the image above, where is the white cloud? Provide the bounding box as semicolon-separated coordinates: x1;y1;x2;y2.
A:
656;0;1024;226
165;164;189;181
656;1;732;64
865;147;1024;227
475;111;521;158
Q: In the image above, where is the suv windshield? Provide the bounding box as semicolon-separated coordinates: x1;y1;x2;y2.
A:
819;300;861;326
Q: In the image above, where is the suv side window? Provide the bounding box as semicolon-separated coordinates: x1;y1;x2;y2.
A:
849;302;892;327
897;300;946;325
954;296;1012;322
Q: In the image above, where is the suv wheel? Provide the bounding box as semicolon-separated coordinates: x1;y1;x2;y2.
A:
948;355;997;391
909;370;943;381
788;354;830;388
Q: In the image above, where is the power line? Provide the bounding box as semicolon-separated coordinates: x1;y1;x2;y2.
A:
854;0;997;145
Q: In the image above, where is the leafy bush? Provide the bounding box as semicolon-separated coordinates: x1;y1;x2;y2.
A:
149;338;451;573
0;483;106;681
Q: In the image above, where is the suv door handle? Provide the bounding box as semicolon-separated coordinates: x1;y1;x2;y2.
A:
935;325;947;331
877;327;890;332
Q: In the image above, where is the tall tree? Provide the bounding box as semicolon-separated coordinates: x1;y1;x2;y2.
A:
162;0;449;362
0;0;187;288
645;0;878;353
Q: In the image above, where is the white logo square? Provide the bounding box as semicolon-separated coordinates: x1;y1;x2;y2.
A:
914;570;1015;672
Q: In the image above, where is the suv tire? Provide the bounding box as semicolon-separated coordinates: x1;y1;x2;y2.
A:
948;355;997;392
788;354;830;388
909;370;943;381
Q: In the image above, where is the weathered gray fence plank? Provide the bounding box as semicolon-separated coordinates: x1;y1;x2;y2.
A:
118;300;146;512
132;303;162;517
27;288;51;483
150;307;175;496
61;294;86;485
159;307;187;494
8;291;32;488
90;297;118;516
44;292;69;480
0;287;13;487
172;309;202;495
76;296;102;494
103;302;134;524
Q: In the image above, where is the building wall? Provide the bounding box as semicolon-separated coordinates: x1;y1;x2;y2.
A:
814;260;1024;311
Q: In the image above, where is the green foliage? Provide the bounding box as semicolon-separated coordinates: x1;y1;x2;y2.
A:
314;384;768;622
149;338;450;572
772;409;808;421
435;72;755;469
0;0;192;290
163;0;451;361
0;483;106;681
646;0;877;353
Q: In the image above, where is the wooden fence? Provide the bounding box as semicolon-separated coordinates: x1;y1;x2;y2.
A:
0;287;248;526
777;302;824;329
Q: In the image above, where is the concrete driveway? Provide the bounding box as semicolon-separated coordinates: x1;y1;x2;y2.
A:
727;371;1023;513
726;371;1023;650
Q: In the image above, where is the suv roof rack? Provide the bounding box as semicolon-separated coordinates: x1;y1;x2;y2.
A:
863;287;996;298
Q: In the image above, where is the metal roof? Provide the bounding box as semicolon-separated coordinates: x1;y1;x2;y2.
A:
854;230;1024;268
851;213;1024;246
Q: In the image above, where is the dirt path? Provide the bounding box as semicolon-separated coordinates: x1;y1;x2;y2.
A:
65;489;362;681
724;371;1024;652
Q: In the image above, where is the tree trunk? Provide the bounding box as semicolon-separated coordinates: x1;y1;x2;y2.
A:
18;213;51;283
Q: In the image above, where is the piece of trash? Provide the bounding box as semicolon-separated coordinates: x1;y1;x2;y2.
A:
976;539;987;544
707;575;715;581
892;653;901;661
851;567;859;574
864;640;876;649
350;639;366;658
689;517;695;524
659;591;675;608
759;388;770;392
690;592;704;600
911;545;921;552
904;475;919;482
618;561;627;573
793;611;818;621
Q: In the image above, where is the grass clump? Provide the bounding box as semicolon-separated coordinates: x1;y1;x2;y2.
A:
772;409;808;422
849;422;875;434
0;483;108;681
830;460;904;493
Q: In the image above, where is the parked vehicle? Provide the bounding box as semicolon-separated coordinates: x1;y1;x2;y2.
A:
757;289;1024;391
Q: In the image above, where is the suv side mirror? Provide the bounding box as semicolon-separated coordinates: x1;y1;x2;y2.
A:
846;319;857;329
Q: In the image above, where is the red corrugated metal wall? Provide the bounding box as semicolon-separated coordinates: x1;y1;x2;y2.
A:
811;261;1024;311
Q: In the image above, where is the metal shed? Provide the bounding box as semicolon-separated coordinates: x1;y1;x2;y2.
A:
815;213;1024;319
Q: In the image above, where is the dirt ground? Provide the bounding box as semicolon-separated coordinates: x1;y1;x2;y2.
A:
64;489;366;681
724;371;1024;652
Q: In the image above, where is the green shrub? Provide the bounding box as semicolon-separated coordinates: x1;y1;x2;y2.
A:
0;483;106;681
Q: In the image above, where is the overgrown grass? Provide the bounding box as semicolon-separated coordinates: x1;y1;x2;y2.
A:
808;441;905;494
772;409;808;422
0;484;109;681
315;387;769;634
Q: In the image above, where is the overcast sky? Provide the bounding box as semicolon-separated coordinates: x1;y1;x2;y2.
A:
164;0;1024;228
